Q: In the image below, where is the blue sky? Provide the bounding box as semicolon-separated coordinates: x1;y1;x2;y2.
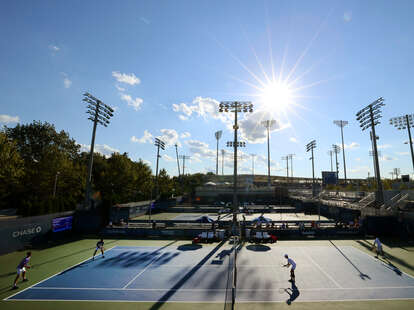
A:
1;0;414;179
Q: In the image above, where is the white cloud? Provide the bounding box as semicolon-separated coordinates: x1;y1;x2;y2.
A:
344;142;360;149
379;155;395;161
0;114;19;124
343;11;352;22
112;71;141;85
142;159;151;166
378;144;392;149
61;72;72;88
355;158;361;162
49;45;60;52
239;110;290;143
180;132;191;139
158;129;181;147
163;154;175;162
179;115;189;121
115;85;125;92
186;139;215;159
172;97;230;123
289;137;298;143
131;130;153;144
350;166;369;173
121;94;143;111
396;152;409;156
80;144;119;158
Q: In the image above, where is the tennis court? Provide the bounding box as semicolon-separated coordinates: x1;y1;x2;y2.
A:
5;241;414;304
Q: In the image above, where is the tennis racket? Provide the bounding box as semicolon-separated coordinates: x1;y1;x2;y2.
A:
279;287;287;294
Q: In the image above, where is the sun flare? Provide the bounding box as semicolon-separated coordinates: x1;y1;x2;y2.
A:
260;82;293;112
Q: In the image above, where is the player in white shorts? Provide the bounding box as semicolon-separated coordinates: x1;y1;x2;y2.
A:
13;252;31;289
283;254;296;282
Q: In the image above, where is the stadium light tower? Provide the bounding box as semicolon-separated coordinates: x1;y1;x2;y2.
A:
174;143;181;177
83;92;114;209
262;120;276;188
306;140;317;197
334;120;348;183
288;154;295;179
356;97;385;204
179;155;191;175
154;138;165;198
390;114;414;173
221;149;225;175
327;150;333;172
332;144;341;185
215;130;223;175
219;101;253;229
281;156;289;181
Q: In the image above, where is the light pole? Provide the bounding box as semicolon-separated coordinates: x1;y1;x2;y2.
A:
179;155;191;175
53;171;60;198
262;120;276;188
390;114;414;173
154;138;165;199
393;168;401;181
83;92;114;209
327;150;333;172
306;140;317;197
219;101;253;231
221;149;225;175
281;156;289;182
288;154;295;179
215;131;222;175
334;120;348;183
251;154;256;177
332;144;341;185
174;143;181;177
356;97;385;205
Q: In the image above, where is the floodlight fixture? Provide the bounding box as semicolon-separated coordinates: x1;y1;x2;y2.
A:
262;119;276;187
334;120;349;183
390;113;414;172
305;140;317;196
83;92;114;209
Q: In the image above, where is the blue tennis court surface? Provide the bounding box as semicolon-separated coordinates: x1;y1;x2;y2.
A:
5;243;414;303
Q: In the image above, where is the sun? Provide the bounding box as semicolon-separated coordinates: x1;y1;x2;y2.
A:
260;82;293;112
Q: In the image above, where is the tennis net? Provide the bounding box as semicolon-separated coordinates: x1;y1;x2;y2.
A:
224;223;240;310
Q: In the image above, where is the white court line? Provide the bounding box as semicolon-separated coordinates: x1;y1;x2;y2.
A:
26;285;414;291
122;252;164;289
3;246;116;301
301;248;342;288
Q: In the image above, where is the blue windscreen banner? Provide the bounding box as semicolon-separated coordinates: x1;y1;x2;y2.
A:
52;216;73;232
322;171;337;186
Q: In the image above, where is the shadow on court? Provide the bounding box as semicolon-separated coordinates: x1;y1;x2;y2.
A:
177;244;202;251
246;244;271;252
285;281;300;305
329;240;371;280
357;240;414;272
149;240;227;310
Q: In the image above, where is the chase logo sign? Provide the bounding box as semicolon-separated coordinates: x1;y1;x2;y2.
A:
12;226;42;238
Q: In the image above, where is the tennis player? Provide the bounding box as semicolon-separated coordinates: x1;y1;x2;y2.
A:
373;237;384;258
92;238;105;260
283;254;296;282
13;252;31;289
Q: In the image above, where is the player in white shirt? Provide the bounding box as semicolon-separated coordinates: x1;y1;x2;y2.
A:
283;254;296;282
373;237;384;258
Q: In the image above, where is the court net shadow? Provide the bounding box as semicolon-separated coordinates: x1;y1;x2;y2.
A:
149;240;227;310
329;240;371;280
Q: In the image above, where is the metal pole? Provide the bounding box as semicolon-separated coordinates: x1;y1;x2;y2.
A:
182;156;186;176
233;107;238;228
370;106;383;204
222;150;224;175
267;124;271;188
53;172;59;198
290;156;293;178
330;151;333;172
406;115;414;173
335;149;339;185
286;157;289;180
85;106;99;208
340;123;347;183
175;144;180;177
311;148;315;197
155;144;160;199
216;137;219;175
